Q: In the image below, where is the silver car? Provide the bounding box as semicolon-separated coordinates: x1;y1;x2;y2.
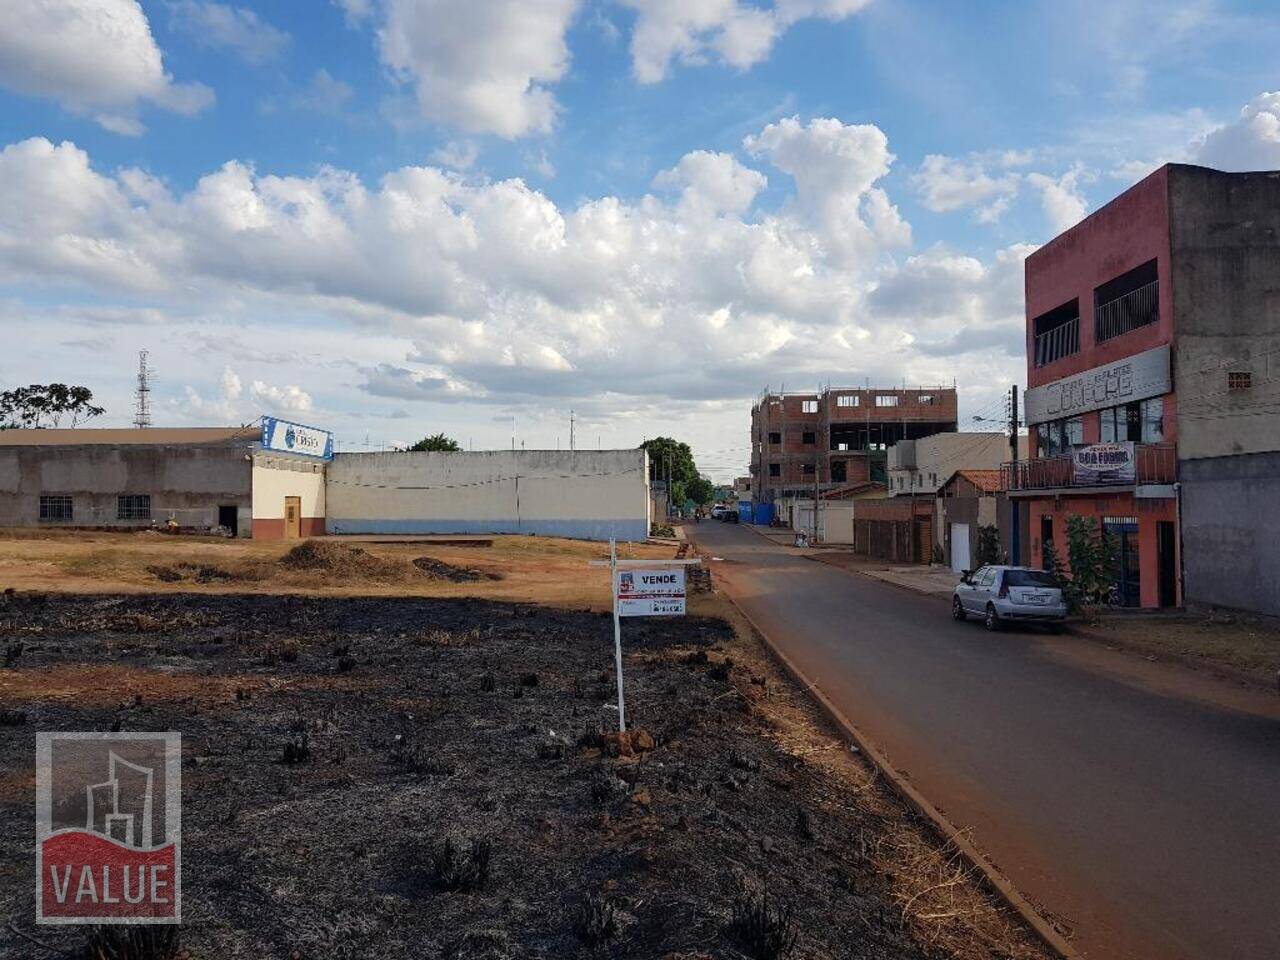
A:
952;565;1067;631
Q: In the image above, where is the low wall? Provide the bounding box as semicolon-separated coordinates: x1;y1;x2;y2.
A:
326;449;650;541
1181;452;1280;616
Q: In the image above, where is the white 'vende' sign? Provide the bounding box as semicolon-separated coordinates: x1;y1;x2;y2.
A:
617;568;687;617
590;539;699;732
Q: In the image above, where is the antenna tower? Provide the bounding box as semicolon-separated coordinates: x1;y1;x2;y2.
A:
133;350;154;429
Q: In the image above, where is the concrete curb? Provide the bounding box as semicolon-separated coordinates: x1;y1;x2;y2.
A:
720;591;1081;960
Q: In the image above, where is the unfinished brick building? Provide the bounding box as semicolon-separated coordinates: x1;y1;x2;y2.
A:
749;387;958;502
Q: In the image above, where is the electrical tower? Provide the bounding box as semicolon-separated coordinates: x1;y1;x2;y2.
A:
133;350;154;429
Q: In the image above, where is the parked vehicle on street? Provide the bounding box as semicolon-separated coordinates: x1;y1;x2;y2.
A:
953;566;1067;631
722;507;739;523
710;503;728;519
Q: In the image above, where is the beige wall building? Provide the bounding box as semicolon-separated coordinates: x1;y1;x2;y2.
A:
326;448;650;541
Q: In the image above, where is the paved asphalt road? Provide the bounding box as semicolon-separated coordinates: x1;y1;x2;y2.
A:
688;520;1280;960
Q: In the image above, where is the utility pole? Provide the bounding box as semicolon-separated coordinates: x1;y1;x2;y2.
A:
1009;384;1021;565
569;409;576;451
812;448;820;543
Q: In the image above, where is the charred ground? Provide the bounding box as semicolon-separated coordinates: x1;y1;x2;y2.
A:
0;591;1051;960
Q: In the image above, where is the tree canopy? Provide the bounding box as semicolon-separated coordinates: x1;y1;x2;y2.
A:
0;384;104;429
640;436;715;507
407;433;461;452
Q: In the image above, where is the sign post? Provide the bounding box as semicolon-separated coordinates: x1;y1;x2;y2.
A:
591;540;701;732
609;539;626;730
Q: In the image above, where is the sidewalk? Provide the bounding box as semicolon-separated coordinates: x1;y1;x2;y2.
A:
739;521;851;552
859;565;960;597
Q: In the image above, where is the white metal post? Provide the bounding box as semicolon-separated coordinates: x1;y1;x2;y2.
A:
609;537;626;732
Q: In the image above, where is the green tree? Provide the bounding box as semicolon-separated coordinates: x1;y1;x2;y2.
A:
407;433;461;452
686;475;715;507
640;437;700;506
975;524;1002;566
1043;539;1081;613
1064;515;1119;606
0;384;104;429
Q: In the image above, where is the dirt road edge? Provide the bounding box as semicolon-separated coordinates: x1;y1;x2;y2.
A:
720;590;1082;960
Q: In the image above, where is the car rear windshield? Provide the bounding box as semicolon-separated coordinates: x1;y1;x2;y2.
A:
1005;570;1060;588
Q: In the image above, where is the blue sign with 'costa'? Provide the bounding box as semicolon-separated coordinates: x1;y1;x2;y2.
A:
261;417;333;460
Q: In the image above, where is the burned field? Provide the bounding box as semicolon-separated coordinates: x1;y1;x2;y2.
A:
0;591;1052;960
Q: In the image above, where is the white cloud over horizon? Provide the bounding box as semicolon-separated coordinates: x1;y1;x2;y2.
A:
0;116;1029;469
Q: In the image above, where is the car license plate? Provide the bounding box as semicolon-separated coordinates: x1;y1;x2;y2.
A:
1026;594;1048;604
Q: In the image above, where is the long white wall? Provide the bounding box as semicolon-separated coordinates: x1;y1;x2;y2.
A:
326;449;650;541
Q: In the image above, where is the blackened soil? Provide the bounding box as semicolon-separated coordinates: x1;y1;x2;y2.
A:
0;592;1017;959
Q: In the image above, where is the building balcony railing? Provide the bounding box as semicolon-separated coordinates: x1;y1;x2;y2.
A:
1001;442;1176;491
1096;279;1159;343
1034;315;1079;367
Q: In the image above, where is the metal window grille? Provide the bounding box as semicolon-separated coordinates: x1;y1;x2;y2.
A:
1228;371;1252;391
39;495;73;521
117;495;152;520
875;395;899;407
801;400;818;413
1095;280;1158;343
836;394;859;407
1034;315;1080;366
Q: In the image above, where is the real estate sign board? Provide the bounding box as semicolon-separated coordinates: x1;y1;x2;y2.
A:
616;568;686;617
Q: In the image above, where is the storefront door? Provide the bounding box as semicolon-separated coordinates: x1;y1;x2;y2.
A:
1104;517;1141;607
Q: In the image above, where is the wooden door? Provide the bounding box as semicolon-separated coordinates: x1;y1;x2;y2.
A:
284;497;301;539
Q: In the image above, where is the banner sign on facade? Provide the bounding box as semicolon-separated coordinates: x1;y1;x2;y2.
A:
261;417;333;461
1072;441;1137;485
1024;344;1170;426
617;567;686;617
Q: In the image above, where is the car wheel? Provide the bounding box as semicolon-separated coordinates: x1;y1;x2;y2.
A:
984;603;1001;632
951;597;966;621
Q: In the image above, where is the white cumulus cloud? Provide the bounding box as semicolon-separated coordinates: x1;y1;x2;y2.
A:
912;154;1021;223
376;0;581;138
1191;91;1280;171
0;116;1026;450
621;0;870;83
0;0;213;135
251;381;314;413
1027;167;1091;234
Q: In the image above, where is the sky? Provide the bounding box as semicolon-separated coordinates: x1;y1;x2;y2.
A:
0;1;1278;481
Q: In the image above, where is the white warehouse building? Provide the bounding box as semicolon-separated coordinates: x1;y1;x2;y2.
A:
325;448;651;541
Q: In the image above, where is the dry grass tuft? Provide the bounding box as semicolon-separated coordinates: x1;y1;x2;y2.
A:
280;540;406;578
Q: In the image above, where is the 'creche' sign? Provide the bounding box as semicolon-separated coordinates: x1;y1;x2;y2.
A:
261;417;333;461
